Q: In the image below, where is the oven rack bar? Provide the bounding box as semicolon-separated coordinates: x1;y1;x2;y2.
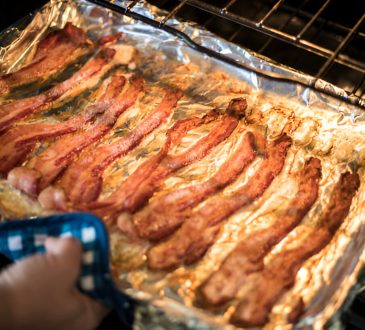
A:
86;0;365;110
181;0;365;80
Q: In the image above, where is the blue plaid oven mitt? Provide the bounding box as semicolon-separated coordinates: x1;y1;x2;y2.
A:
0;212;134;326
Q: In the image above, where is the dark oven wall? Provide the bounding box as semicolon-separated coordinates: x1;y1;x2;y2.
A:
0;0;49;31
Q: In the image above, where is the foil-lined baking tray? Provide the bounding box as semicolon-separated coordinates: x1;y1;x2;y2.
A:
0;0;365;329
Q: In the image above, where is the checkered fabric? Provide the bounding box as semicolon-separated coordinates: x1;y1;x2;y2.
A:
0;212;134;326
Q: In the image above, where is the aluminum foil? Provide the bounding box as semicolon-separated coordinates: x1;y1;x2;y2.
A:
0;0;365;329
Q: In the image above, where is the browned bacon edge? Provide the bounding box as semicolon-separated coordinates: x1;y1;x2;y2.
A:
40;109;217;213
90;110;221;218
120;99;246;213
147;134;292;271
199;157;321;306
0;47;116;133
8;75;144;197
59;88;184;206
0;23;91;95
0;74;122;178
230;171;360;327
134;131;257;241
93;98;247;220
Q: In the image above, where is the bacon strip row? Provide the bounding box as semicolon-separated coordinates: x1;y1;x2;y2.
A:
8;75;144;196
0;23;91;95
40;108;218;212
0;73;123;178
147;134;292;270
0;47;116;133
93;98;247;219
60;88;184;206
134;131;257;241
199;157;321;306
230;171;360;327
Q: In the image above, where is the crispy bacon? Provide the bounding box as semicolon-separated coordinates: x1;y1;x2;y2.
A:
59;88;183;206
8;75;144;196
0;75;121;177
89;110;220;217
40;109;217;211
134;131;257;241
231;172;360;327
93;98;247;219
199;158;321;306
119;106;243;212
147;134;291;270
0;47;116;133
0;23;91;95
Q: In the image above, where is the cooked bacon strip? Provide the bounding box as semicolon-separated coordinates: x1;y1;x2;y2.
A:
118;108;241;212
29;76;140;189
40;109;218;211
230;172;360;327
93;98;247;219
0;75;121;177
134;131;257;241
7;75;144;196
0;23;91;95
59;88;183;205
147;134;291;270
199;157;321;306
0;47;116;133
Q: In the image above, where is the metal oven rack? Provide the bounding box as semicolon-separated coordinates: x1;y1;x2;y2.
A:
147;0;365;93
87;0;365;110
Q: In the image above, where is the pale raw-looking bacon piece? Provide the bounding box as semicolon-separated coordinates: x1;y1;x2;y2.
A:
93;98;247;219
231;172;360;328
0;23;91;95
0;74;122;178
8;75;145;197
41;108;218;212
147;134;292;271
0;47;116;133
134;131;257;241
98;32;123;45
199;157;321;306
59;88;183;205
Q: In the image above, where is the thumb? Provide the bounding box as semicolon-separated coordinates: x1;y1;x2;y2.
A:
45;239;111;329
45;237;82;287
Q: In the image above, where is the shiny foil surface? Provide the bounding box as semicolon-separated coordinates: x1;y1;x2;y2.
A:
0;1;365;329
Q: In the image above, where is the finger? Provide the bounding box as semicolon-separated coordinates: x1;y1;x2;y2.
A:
45;237;82;286
45;236;82;262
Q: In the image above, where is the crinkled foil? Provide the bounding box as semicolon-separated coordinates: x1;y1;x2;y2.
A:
0;1;365;329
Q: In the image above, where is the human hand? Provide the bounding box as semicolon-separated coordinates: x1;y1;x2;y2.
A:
0;237;109;330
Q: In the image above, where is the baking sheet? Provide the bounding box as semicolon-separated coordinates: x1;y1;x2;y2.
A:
0;0;365;329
